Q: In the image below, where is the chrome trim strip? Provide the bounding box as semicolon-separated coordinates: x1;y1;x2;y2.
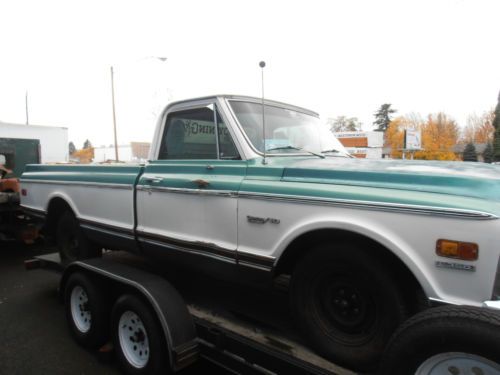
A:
80;224;135;240
137;230;235;257
21;205;47;218
19;179;133;190
138;237;237;265
237;251;275;268
238;261;272;272
137;231;274;271
136;185;237;197
79;218;135;236
138;186;497;219
238;191;498;220
21;180;496;221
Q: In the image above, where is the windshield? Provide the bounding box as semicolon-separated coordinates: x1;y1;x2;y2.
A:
229;101;349;156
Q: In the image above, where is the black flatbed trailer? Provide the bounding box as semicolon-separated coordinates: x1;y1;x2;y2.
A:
25;251;357;375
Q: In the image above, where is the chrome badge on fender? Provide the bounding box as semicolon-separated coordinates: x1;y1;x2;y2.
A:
247;215;280;224
435;261;476;272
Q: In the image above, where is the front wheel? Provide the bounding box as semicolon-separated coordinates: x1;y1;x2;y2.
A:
56;211;101;264
290;243;407;372
379;305;500;375
111;294;169;375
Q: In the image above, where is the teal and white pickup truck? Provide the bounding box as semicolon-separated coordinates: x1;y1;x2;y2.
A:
20;95;500;371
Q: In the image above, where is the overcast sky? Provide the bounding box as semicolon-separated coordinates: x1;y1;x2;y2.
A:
0;0;499;148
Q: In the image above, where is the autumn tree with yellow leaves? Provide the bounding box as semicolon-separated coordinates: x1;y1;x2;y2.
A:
71;147;94;163
384;117;405;159
385;113;460;160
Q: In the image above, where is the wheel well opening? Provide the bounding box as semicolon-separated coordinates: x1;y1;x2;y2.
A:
45;198;73;238
275;229;428;314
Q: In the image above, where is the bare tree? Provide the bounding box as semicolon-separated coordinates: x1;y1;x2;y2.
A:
328;116;362;132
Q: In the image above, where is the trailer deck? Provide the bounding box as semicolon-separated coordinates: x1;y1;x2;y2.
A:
26;251;357;375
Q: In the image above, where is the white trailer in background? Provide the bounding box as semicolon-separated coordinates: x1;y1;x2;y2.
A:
0;121;68;163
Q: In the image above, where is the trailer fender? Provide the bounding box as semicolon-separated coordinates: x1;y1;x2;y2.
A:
60;258;198;371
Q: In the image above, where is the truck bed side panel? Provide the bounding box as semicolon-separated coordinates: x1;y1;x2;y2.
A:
20;164;143;233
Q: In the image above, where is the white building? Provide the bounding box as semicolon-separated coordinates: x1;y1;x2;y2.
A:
333;131;384;159
94;142;151;163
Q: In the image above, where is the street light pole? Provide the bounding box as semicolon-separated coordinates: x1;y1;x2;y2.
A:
110;66;119;162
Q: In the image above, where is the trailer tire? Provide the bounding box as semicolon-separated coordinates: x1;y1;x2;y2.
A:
57;211;101;264
290;243;407;372
379;305;500;375
111;294;169;375
64;272;110;348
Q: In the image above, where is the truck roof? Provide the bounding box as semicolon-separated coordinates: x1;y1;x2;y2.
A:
165;94;320;117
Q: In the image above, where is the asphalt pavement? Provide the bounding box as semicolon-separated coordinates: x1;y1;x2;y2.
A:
0;242;225;375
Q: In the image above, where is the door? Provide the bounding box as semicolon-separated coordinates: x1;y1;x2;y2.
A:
136;103;245;264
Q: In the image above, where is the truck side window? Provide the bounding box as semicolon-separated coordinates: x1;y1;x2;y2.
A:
158;107;240;160
217;113;240;160
159;107;218;160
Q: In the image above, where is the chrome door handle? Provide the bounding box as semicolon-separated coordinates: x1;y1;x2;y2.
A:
192;179;210;188
144;177;163;184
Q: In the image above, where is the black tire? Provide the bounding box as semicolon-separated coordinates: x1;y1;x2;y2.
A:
64;272;110;348
111;294;169;375
379;305;500;375
290;243;407;372
56;211;101;264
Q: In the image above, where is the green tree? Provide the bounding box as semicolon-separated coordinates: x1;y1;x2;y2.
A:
83;139;92;149
373;104;397;132
493;91;500;161
463;142;478;162
483;143;494;163
68;141;76;155
328;116;362;132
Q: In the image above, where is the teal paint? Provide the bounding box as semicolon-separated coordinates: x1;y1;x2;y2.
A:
143;160;247;192
22;164;143;185
21;156;500;217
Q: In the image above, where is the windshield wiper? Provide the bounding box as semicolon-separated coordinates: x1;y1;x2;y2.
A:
321;148;354;158
321;148;340;154
266;146;325;159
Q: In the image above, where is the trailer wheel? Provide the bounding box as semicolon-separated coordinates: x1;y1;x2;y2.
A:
379;305;500;375
64;272;110;348
57;211;101;264
111;294;169;375
290;243;407;372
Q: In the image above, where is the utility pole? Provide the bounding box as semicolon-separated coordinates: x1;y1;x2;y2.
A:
109;57;167;162
110;66;119;162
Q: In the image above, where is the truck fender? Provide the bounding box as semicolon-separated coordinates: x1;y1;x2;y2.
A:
274;218;435;300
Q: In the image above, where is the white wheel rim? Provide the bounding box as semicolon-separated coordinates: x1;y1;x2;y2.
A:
70;285;91;333
118;310;150;369
416;352;500;375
